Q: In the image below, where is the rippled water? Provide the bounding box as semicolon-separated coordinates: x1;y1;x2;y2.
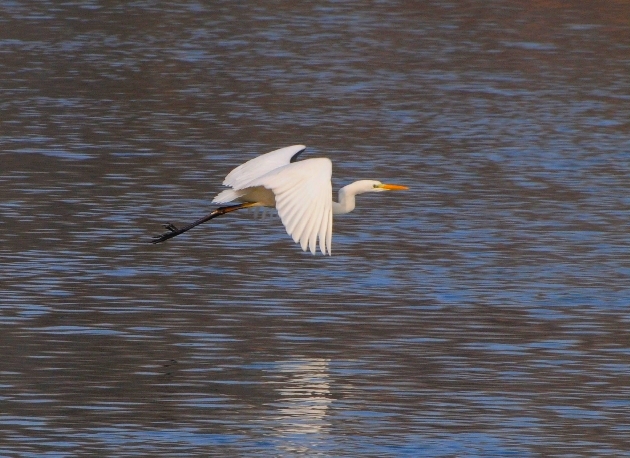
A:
1;1;630;456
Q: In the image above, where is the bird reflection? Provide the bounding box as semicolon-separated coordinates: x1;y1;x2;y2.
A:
270;358;332;440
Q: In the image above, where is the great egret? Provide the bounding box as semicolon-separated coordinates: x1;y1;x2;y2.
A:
151;145;408;254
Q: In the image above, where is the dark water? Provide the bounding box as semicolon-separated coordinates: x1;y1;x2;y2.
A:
2;1;630;456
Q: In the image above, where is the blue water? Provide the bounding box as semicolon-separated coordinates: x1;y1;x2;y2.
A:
1;1;630;456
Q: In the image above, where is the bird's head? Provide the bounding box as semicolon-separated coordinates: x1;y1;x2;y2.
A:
356;180;409;194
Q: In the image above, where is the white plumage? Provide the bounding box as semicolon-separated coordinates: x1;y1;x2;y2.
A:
212;145;332;255
152;145;408;255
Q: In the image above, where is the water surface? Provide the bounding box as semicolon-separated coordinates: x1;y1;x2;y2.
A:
1;1;630;456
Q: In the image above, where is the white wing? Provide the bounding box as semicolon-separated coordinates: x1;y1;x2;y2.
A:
222;145;306;188
213;144;306;204
246;158;333;255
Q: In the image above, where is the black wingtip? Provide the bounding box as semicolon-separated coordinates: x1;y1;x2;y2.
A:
290;146;306;163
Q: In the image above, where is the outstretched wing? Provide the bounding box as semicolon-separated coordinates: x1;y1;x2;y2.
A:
222;145;306;189
246;158;333;255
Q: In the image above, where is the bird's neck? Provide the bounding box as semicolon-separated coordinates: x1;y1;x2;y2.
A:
333;183;360;215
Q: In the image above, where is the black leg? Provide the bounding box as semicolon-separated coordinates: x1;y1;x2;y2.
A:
150;203;254;244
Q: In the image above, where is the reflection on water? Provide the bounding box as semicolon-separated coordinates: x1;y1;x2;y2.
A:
271;359;331;451
1;0;630;456
274;359;331;432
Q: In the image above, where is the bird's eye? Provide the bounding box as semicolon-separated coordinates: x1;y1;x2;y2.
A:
373;184;379;188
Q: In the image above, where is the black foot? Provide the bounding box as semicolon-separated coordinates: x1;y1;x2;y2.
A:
151;222;181;244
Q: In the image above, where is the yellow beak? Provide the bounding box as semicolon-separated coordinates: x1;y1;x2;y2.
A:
379;183;409;191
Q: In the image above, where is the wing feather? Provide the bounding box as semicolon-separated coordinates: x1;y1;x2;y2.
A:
245;157;333;255
316;195;331;256
222;145;306;189
293;187;322;251
319;195;332;255
326;201;332;255
305;185;327;254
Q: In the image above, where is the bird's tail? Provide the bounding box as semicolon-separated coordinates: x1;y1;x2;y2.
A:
212;189;247;204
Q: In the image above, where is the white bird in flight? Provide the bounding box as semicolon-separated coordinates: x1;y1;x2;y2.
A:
151;145;408;255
